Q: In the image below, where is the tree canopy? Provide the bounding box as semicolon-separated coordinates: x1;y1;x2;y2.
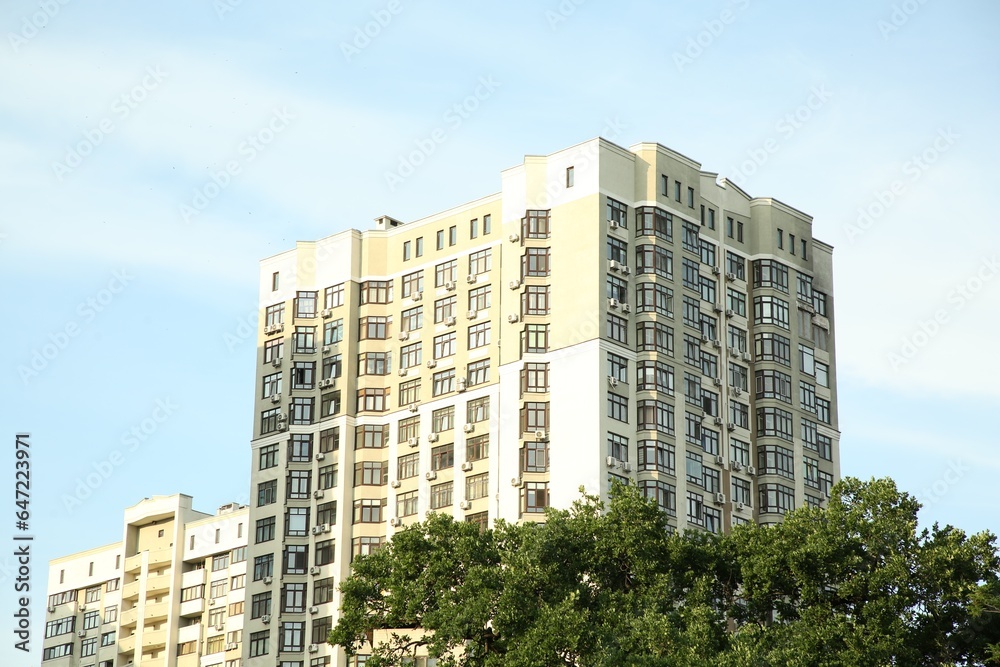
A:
330;477;1000;666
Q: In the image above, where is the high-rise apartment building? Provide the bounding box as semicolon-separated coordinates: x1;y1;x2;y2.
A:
41;495;248;667
245;138;839;666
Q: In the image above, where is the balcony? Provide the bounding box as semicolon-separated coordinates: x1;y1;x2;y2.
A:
143;601;170;622
145;573;172;595
119;607;138;628
177;622;202;644
122;580;140;600
148;548;173;568
141;628;167;650
124;553;143;574
179;598;205;617
118;633;136;653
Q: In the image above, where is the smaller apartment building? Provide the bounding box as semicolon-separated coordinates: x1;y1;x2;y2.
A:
42;495;249;667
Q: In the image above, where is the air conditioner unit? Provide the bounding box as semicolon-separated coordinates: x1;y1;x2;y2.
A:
444;281;457;291
609;260;620;272
276;423;288;432
714;493;726;505
459;500;472;510
427;359;437;368
321;308;332;318
606;456;618;468
467;310;478;320
263;576;273;585
315;452;325;461
534;430;549;441
714;416;724;425
461;461;473;472
746;465;757;476
271;357;282;367
463;423;475;433
621;265;631;276
77;630;86;637
466;274;478;284
408;437;419;447
622;461;633;473
507;314;519;323
277;412;287;421
444;316;457;326
509;279;521;290
427;433;439;443
733;387;742;397
621;304;631;314
609;220;620;231
269;393;281;404
735;502;746;512
321;345;331;354
457;378;467;391
713;303;723;313
311;526;321;535
732;460;743;471
309;566;320;575
215;623;225;632
729;347;739;357
715;454;726;466
225;642;237;651
398;368;408;377
46;606;55;613
322;523;331;533
391;480;401;489
713;377;723;387
508;233;520;243
726;272;736;281
409;403;419;413
389;516;403;527
261;615;271;624
78;604;87;612
511;477;522;487
712;339;722;348
727;422;736;431
608;298;620;309
425;471;438;480
313;490;324;499
398;331;409;341
701;333;710;343
411;292;423;302
742;352;751;362
309;605;319;614
725;309;734;317
607;375;618;388
264;324;273;334
308;644;319;653
712;266;721;275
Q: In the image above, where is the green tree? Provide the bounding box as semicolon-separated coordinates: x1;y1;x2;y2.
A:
330;478;1000;666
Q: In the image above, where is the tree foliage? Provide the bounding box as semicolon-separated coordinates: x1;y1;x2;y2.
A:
330;477;1000;666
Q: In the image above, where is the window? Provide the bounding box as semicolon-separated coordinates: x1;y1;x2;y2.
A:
635;244;672;278
285;507;310;536
255;517;275;544
323;319;343;345
674;180;682;202
264;338;283;365
317;464;338;489
522;210;551;239
466;473;489;500
467;434;489;461
522;481;549;514
396;490;418;517
104;605;118;623
432;368;456;396
80;638;97;657
435;260;457;287
687;186;695;208
295;291;318;318
640;480;676;516
431;443;454;470
682;295;701;329
355;424;390;449
700;240;717;270
314;577;335;605
800;344;816;376
42;644;73;660
262;372;282;399
757;406;794;441
430;481;454;509
467;396;490;422
360;280;393;305
681;222;700;255
316;501;337;527
636;321;673;354
283;545;308;575
728;362;748;391
707;208;716;229
484;214;492;235
449;225;457;246
312;616;333;645
431;406;455;433
726;288;746;317
286;471;311;500
637;439;674;473
635;282;672;316
249;630;270;657
354;461;388;486
687;491;704;526
266;303;285;327
260;407;281;435
398;452;420;479
755;332;791;366
469;249;492;275
521;439;548;473
398;415;420;442
353;499;386;524
398;378;421;406
521;362;549;394
753;259;790;293
777;228;784;249
252;555;273;582
231;574;246;591
433;332;456;359
402;271;423;297
635;206;671;240
257;479;277;507
45;616;75;638
606;314;628;345
637;399;673;434
607;432;628;461
523;247;551;277
737;221;744;242
816;361;829;388
359;351;392;377
636;360;673;394
319;427;339;453
520;401;549;434
753;295;790;329
699;276;717;304
293;326;316;354
607;237;628;264
522;285;550;315
291;396;314;424
434;296;457;323
212;553;230;572
292;361;315;389
759;483;796;514
800;381;817;413
565;165;574;187
401;307;422;333
608;393;628;422
682;258;700;291
729;400;749;429
357;388;389;412
755;369;793;403
469;285;491;312
468;321;491;349
359;316;390;340
816;397;831;425
403;240;412;261
607;197;627;227
465;358;490;387
523;323;551;352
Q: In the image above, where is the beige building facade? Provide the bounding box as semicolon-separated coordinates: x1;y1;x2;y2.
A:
41;495;248;667
244;137;840;666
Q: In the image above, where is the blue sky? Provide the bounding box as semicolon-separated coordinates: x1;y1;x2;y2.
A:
2;1;999;662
